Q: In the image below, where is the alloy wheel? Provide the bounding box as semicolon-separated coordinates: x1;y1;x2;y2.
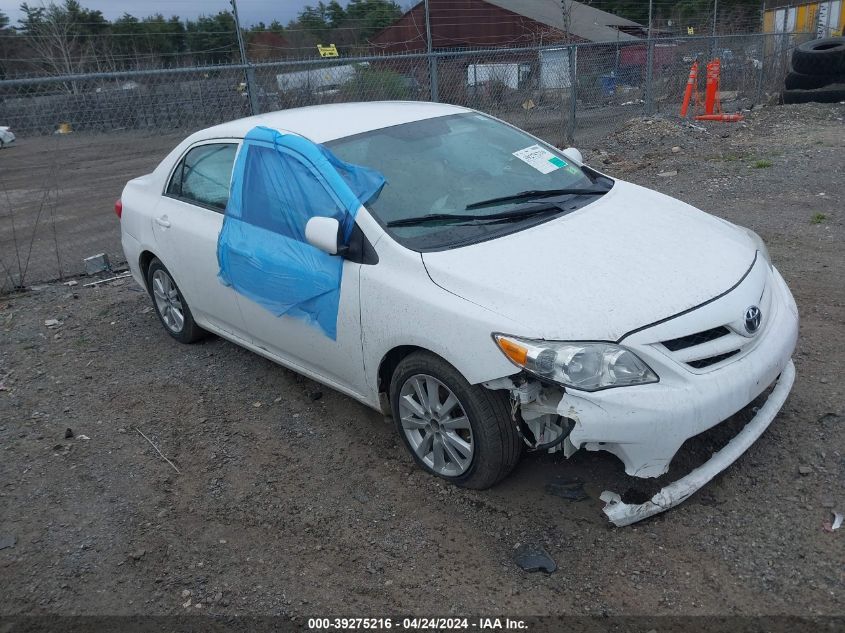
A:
398;374;474;477
151;269;185;333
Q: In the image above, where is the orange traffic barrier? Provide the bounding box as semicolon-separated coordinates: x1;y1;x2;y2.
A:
680;58;742;122
703;59;721;115
694;114;745;122
680;61;699;118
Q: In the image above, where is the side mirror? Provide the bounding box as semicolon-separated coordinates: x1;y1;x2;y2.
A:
305;216;343;255
562;147;583;165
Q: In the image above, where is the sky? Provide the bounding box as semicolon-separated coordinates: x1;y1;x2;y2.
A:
0;0;346;28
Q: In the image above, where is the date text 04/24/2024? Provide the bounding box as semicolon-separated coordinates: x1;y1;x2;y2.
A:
307;617;528;630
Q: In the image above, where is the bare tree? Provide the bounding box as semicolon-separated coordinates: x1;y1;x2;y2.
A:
17;1;112;83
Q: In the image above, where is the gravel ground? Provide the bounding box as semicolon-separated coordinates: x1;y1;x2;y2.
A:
1;103;843;620
0;131;184;292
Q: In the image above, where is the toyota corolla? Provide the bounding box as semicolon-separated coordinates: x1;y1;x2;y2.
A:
118;102;798;525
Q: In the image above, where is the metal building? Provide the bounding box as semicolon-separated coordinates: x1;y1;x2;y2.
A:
763;1;844;37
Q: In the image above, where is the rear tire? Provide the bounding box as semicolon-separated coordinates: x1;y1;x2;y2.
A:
390;351;521;489
146;258;205;344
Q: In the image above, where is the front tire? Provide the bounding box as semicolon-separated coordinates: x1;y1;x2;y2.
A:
146;258;204;343
390;351;521;489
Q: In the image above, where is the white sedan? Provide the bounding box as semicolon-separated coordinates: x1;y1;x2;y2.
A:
0;126;15;148
118;102;798;525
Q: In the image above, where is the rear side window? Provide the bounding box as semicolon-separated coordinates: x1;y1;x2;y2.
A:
166;143;237;211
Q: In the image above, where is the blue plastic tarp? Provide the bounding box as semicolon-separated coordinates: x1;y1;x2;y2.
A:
217;126;384;339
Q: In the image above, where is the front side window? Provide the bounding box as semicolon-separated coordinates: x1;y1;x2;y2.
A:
167;143;238;211
217;127;384;339
328;113;612;250
239;144;341;238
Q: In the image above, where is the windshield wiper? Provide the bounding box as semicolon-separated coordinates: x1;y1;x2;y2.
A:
465;187;611;210
386;205;565;228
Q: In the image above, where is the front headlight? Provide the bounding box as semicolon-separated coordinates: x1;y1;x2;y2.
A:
494;334;659;391
743;228;771;267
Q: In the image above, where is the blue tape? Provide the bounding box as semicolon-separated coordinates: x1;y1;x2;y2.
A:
218;126;385;339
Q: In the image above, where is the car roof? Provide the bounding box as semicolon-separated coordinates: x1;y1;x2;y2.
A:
198;101;471;144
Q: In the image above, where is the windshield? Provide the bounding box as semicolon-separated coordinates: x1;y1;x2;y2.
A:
327;112;612;250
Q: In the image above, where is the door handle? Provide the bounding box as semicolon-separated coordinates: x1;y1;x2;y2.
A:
155;216;171;228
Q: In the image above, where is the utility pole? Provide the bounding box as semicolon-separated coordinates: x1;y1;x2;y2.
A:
231;0;259;116
755;0;766;106
781;8;789;69
645;0;654;114
561;0;576;142
712;0;719;57
648;0;654;39
712;0;719;36
424;0;438;101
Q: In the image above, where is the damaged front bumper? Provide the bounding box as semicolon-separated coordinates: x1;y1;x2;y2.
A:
600;359;795;526
485;265;798;526
557;266;798;482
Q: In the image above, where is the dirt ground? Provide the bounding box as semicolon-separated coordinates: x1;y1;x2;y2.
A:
1;103;843;621
0;131;185;292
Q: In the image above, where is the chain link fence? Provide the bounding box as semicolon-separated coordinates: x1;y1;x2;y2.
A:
0;31;812;293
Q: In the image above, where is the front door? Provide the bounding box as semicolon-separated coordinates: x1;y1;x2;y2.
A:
240;261;366;397
217;131;369;398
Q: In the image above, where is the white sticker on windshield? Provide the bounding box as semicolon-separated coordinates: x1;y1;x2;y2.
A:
512;145;567;174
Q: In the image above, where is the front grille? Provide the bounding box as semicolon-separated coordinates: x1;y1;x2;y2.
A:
687;350;740;369
654;277;771;372
661;326;730;352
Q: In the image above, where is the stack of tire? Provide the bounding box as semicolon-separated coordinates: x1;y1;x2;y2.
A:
783;36;845;104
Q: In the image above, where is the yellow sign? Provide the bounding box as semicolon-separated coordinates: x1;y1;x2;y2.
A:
687;26;695;35
317;44;339;58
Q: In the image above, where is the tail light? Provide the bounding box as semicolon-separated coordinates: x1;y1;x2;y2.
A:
114;198;122;219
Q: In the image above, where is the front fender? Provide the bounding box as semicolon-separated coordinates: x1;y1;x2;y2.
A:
360;246;521;394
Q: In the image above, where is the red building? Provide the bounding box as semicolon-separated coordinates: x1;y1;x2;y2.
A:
369;0;646;53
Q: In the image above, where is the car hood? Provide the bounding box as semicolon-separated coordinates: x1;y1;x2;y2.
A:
421;180;756;341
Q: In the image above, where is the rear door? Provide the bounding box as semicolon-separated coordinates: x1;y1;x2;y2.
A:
152;139;247;336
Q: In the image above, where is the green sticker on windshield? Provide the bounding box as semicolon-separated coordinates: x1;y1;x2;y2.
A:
513;145;568;174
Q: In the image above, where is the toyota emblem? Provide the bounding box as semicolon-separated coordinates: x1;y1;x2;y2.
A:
744;305;762;334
